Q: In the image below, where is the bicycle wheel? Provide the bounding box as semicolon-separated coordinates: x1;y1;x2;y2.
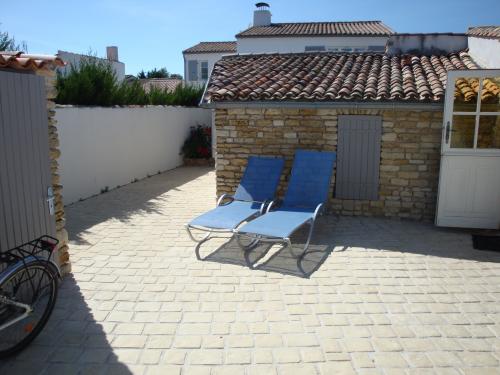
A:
0;261;58;358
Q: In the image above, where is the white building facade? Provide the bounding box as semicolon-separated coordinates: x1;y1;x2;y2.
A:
183;42;236;87
235;4;392;54
236;35;388;54
467;27;500;68
57;46;126;82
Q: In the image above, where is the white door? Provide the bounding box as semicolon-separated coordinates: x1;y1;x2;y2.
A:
436;70;500;229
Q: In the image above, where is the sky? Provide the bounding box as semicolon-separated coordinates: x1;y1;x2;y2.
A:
2;0;500;77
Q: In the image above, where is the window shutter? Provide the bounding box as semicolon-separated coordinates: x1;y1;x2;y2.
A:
201;61;208;80
188;60;198;81
335;115;382;200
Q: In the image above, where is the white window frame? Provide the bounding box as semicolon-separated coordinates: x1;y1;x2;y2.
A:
443;69;500;156
200;61;209;81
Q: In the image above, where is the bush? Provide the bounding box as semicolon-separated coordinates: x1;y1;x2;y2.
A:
56;57;118;106
56;58;203;107
114;80;149;106
146;85;201;106
181;125;212;159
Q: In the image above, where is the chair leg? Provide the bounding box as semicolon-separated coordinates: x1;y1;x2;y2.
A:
236;234;260;251
301;218;315;258
186;225;211;243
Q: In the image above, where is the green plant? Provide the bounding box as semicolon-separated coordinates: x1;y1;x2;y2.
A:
181;125;212;159
168;84;204;106
56;57;118;106
137;67;182;79
56;58;203;107
114;80;149;106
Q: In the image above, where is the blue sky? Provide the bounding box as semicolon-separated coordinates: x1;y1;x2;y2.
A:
3;0;499;77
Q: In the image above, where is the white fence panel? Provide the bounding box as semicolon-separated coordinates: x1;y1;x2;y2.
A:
56;106;212;204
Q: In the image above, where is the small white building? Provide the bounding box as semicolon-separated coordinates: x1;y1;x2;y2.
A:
236;3;392;54
182;42;237;86
467;26;500;68
57;46;126;82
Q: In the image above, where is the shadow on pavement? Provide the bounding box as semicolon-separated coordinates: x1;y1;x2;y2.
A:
194;215;500;278
65;167;211;246
0;275;133;375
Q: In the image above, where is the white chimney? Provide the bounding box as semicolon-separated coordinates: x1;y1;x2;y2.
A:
253;2;271;27
106;46;119;62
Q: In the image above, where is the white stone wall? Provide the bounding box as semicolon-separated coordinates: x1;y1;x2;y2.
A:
56;106;212;204
468;37;500;68
387;34;467;55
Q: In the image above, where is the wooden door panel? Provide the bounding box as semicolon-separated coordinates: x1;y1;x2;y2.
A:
0;70;55;252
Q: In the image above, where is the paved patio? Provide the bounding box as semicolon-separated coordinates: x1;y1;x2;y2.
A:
1;166;500;375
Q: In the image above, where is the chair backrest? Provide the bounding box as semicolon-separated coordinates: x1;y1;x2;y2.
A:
283;150;336;209
234;156;285;202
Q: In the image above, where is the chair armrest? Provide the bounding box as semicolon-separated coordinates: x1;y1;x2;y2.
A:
217;194;234;206
259;200;268;215
266;199;282;214
312;203;324;220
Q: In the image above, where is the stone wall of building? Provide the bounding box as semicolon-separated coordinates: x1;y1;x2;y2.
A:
37;70;70;275
215;106;444;221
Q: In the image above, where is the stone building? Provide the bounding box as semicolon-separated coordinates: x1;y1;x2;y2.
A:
202;50;500;223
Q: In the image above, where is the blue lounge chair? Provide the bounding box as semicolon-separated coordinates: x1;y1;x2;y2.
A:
186;156;284;243
235;150;336;256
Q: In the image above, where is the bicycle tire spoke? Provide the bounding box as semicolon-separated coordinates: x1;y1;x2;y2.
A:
0;264;56;356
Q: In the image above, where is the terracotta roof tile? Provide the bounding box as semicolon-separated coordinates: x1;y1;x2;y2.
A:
139;78;183;93
183;42;236;54
236;21;393;38
204;51;483;103
0;51;65;72
467;26;500;40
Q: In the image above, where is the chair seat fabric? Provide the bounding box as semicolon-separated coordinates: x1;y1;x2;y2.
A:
237;207;315;238
189;201;261;230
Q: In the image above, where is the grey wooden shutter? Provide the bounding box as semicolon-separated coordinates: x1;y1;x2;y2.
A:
335;115;382;200
188;60;198;81
0;70;55;252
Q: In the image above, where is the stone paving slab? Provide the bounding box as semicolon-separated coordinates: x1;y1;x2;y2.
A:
1;166;500;374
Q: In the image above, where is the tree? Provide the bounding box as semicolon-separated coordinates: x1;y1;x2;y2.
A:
146;67;169;78
0;26;27;52
136;67;182;80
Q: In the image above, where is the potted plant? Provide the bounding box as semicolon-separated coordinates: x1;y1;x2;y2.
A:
181;124;214;166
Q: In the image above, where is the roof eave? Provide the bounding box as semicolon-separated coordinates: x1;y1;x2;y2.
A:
236;33;392;39
202;100;444;111
183;50;237;55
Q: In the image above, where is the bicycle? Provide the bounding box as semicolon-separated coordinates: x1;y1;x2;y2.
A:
0;235;60;358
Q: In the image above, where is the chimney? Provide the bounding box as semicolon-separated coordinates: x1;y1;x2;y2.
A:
253;2;271;27
106;46;119;62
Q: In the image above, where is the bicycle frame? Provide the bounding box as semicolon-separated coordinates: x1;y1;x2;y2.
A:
0;295;32;331
0;254;60;332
